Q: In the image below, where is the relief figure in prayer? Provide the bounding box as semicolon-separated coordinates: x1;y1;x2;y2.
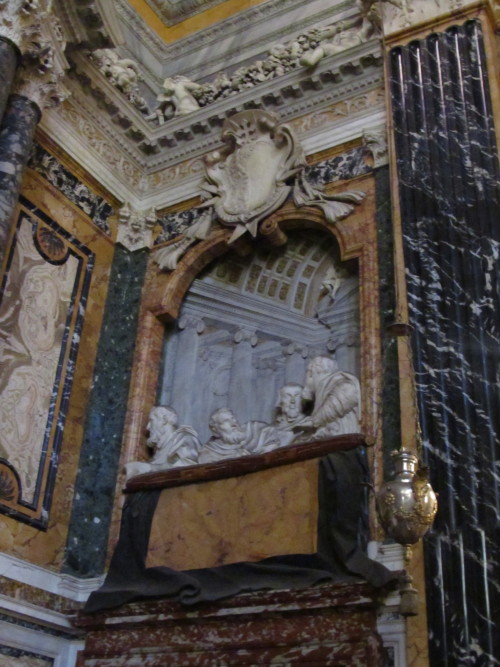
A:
125;406;200;478
299;355;360;439
198;408;280;464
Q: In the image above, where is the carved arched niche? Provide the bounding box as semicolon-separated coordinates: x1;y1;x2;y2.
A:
120;174;381;484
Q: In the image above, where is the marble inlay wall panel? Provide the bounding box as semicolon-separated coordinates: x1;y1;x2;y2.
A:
0;169;113;568
390;18;500;666
0;200;92;527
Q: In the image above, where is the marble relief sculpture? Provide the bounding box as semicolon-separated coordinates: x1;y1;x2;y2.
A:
126;353;361;477
145;5;387;120
125;406;201;478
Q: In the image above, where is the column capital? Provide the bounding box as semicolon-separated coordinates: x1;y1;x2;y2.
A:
116;203;157;252
9;5;69;113
178;315;205;334
233;328;258;346
283;342;308;358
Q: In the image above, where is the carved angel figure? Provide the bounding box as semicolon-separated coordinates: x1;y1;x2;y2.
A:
147;76;201;124
93;48;141;94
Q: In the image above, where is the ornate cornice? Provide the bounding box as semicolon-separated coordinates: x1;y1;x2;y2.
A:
66;39;383;173
116;0;356;81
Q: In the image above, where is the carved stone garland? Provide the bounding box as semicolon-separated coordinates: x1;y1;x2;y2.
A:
154;110;366;271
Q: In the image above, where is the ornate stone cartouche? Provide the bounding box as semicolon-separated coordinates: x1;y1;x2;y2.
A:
376;449;437;546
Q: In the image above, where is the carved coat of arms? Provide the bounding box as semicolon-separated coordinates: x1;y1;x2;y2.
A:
202;111;302;240
155;110;366;271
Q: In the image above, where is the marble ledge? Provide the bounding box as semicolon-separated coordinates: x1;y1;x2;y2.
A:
125;433;366;492
0;552;104;603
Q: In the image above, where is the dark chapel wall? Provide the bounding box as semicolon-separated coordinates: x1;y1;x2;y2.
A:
390;20;500;666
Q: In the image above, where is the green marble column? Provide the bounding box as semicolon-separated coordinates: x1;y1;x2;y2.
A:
0;94;41;260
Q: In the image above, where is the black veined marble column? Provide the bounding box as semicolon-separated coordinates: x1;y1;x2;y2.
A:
0;94;41;258
389;20;500;666
0;38;20;121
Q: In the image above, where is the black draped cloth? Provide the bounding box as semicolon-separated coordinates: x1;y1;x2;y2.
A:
85;448;398;612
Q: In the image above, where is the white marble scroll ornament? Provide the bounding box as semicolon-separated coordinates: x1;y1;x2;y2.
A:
154;110;366;271
125;406;201;478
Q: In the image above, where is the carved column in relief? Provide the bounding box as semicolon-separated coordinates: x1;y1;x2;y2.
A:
283;342;308;385
228;328;258;422
0;0;68;261
170;315;205;425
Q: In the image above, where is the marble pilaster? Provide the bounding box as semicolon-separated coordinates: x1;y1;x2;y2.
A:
63;245;149;577
228;328;258;422
0;38;19;122
0;94;40;257
389;19;500;665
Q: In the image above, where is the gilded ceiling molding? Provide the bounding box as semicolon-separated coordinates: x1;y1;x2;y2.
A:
115;0;351;80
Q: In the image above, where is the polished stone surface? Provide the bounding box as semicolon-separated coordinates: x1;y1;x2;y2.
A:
0;167;114;570
0;197;94;528
63;245;149;577
390;19;500;666
76;581;388;666
0;38;19;122
0;95;40;258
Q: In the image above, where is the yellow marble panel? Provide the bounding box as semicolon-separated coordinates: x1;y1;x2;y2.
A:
146;459;319;570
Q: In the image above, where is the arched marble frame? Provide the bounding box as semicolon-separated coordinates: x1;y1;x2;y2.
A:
118;173;382;509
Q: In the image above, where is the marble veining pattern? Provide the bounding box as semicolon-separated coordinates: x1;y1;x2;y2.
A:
390;20;500;666
0;39;19;122
0;198;94;528
155;146;371;244
63;245;149;577
0;95;39;258
28;144;113;236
